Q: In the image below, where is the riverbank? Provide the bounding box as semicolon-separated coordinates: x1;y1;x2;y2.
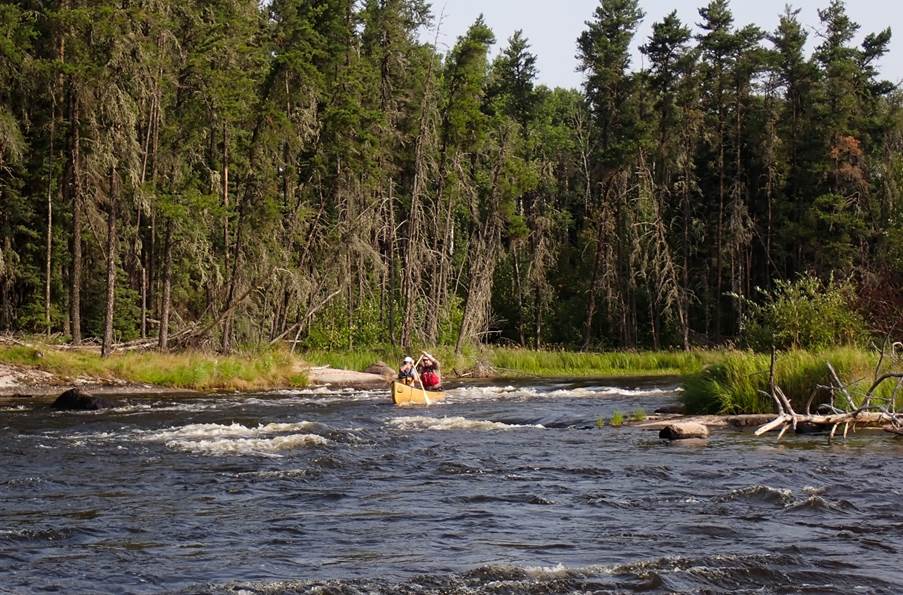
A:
0;342;715;397
2;341;896;417
0;341;309;395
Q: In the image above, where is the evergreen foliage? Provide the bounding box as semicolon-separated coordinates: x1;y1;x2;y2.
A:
0;1;898;353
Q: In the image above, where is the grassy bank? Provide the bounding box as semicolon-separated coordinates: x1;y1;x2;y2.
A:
5;340;896;413
0;344;307;391
303;346;716;378
487;348;714;377
682;347;900;414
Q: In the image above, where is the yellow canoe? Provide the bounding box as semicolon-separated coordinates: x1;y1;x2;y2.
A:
392;381;445;406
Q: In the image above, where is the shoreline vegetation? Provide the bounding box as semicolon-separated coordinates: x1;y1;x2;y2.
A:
0;342;307;393
2;340;898;417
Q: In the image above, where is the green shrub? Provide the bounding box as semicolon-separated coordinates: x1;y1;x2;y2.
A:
740;275;867;351
609;410;624;427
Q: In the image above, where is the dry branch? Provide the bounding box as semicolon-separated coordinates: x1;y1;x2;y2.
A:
756;344;903;440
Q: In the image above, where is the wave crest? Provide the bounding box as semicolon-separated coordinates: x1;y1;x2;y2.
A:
388;415;544;431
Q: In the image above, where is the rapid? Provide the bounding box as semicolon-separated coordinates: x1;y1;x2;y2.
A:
1;379;902;594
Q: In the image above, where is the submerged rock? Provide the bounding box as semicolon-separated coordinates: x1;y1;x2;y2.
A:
659;422;709;440
51;388;114;411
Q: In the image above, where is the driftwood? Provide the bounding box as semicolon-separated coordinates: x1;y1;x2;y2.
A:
756;343;903;441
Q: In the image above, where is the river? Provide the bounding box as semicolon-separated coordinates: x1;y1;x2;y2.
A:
2;379;902;593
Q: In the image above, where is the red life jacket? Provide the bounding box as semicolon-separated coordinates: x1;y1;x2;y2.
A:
421;370;440;389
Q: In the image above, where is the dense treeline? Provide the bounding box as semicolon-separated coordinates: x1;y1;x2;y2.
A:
0;0;899;354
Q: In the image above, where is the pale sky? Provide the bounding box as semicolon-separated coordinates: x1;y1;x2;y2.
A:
421;0;901;89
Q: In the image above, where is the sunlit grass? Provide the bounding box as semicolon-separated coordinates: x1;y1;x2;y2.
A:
0;344;307;391
301;346;716;379
681;347;899;414
487;348;715;378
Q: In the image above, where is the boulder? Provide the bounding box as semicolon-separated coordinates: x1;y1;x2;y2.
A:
363;361;396;382
659;421;709;440
51;388;114;411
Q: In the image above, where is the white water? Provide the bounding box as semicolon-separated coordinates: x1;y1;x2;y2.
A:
387;415;545;431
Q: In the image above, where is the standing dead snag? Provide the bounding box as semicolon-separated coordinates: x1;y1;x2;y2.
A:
755;344;903;441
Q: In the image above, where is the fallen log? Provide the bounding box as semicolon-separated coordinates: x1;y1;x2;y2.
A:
756;344;903;441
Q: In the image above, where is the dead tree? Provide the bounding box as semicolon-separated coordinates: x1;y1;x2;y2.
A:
756;343;903;441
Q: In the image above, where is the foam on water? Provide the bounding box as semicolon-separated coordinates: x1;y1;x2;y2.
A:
111;400;224;414
0;405;30;412
447;383;678;401
137;421;330;457
139;421;320;442
388;415;544;431
164;433;329;457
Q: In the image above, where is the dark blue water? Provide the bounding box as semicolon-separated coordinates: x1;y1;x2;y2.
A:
1;379;901;594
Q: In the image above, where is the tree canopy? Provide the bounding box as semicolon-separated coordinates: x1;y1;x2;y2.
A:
0;0;899;353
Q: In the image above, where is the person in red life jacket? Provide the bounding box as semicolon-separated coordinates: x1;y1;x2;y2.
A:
417;352;441;390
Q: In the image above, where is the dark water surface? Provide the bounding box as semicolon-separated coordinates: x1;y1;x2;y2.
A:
2;380;901;594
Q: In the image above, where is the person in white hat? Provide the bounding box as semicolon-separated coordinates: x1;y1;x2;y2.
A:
398;356;416;385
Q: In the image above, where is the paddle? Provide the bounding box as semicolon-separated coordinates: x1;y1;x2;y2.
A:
411;353;431;406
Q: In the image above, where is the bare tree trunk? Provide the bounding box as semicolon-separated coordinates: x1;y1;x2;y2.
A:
158;222;173;350
101;190;117;358
583;222;605;350
387;180;398;345
714;88;726;343
223;123;230;271
682;180;691;351
45;112;55;336
513;253;526;345
533;284;542;348
454;135;511;354
66;88;82;345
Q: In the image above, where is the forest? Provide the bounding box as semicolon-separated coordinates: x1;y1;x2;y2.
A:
0;0;900;356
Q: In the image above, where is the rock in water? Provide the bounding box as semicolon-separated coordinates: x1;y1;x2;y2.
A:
659;422;709;440
363;362;395;382
51;388;114;411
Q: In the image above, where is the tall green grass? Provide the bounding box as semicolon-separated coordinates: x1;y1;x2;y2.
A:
0;345;307;391
681;347;899;414
303;346;716;379
487;348;714;378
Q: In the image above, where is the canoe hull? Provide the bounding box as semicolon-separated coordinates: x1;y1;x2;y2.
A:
392;381;444;406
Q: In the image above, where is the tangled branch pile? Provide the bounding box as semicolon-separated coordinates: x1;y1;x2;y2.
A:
756;342;903;440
